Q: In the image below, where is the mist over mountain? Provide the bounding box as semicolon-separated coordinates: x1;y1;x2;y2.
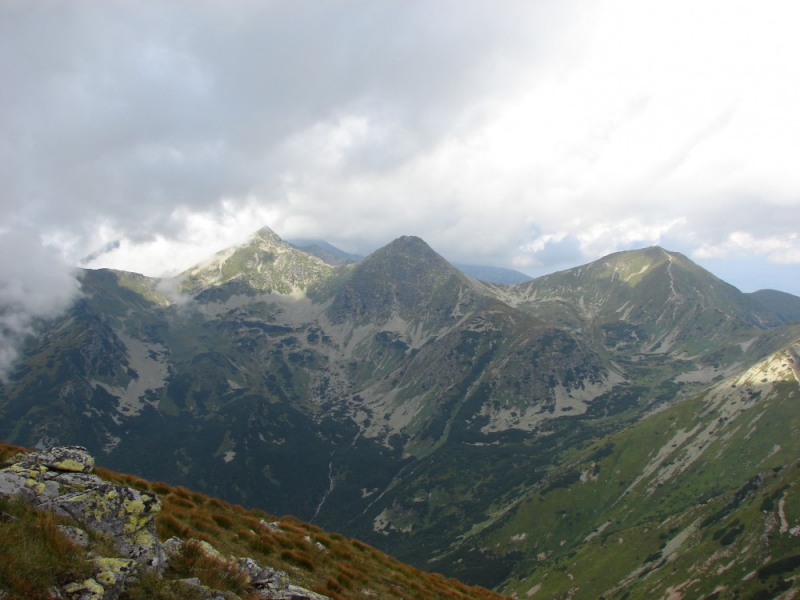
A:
1;227;799;598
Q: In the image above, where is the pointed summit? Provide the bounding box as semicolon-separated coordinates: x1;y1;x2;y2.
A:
250;225;283;245
177;226;335;297
326;235;478;326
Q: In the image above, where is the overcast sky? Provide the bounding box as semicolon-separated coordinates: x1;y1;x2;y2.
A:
1;0;799;371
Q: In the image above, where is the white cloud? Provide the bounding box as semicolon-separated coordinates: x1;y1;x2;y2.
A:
83;200;284;277
696;232;800;265
0;231;81;380
0;0;799;297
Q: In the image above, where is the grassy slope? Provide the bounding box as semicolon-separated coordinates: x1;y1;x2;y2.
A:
0;443;507;600
458;345;800;599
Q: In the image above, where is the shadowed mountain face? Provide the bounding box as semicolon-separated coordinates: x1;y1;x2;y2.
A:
749;288;800;323
452;263;532;285
287;238;362;267
2;228;800;597
325;236;481;327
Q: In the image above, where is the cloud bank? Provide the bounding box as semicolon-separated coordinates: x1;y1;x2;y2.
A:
1;0;799;373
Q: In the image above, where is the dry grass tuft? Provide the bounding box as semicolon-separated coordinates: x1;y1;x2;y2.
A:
0;496;94;599
280;548;316;571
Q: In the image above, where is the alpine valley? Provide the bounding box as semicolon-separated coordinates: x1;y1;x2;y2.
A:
3;226;800;599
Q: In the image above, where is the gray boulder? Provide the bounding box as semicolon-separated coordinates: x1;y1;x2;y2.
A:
0;446;165;572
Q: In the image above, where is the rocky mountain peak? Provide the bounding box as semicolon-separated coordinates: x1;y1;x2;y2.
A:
250;224;285;247
382;234;434;252
177;226;336;297
325;235;476;326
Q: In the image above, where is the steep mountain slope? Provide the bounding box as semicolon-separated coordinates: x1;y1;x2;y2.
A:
503;247;789;402
750;289;800;324
511;246;778;335
287;239;362;266
180;226;336;295
439;340;800;598
1;232;799;595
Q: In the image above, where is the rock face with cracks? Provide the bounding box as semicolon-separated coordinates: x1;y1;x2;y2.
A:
0;445;165;572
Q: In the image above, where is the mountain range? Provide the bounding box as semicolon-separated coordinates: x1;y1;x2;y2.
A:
286;238;533;284
1;225;799;598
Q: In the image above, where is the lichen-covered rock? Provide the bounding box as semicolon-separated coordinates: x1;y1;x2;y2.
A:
195;539;226;562
0;463;41;499
162;536;185;557
92;558;138;600
253;586;331;600
49;481;164;570
12;445;95;474
234;557;289;589
1;446;331;600
232;556;327;600
0;446;165;572
62;577;105;599
283;586;332;600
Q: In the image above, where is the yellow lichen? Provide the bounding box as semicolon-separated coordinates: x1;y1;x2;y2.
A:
93;558;135;587
9;464;31;476
24;478;45;494
64;578;104;595
124;498;145;514
95;571;117;587
134;529;156;546
84;578;105;594
54;458;92;472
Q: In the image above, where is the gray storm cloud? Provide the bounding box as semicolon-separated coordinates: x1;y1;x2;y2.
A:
0;0;562;244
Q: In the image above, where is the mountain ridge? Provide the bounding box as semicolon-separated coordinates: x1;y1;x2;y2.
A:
2;231;800;597
178;226;335;297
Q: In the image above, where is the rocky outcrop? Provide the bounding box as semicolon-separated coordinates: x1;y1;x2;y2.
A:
162;537;331;600
0;445;164;572
0;445;330;600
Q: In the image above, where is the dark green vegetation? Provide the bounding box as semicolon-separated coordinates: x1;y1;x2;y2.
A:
2;228;800;597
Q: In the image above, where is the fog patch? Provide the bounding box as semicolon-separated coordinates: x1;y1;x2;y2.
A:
0;230;81;380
